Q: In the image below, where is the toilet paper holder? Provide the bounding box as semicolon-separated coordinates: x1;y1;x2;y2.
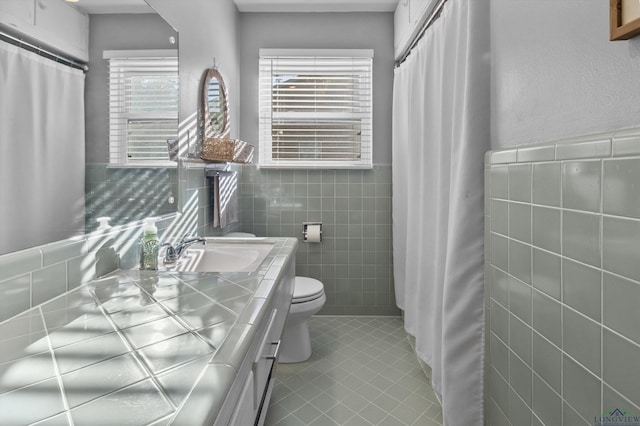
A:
302;222;322;242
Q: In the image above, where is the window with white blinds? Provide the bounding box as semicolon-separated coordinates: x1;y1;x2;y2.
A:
105;50;178;165
259;49;373;169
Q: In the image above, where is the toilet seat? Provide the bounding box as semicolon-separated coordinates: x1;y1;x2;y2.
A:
292;277;325;304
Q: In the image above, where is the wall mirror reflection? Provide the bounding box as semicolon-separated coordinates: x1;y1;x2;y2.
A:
202;67;230;139
0;0;179;255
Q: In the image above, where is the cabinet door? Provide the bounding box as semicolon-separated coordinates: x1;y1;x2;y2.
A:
229;371;255;426
35;0;89;61
254;309;278;413
410;0;432;25
394;0;410;56
0;0;88;62
0;0;35;32
395;0;440;60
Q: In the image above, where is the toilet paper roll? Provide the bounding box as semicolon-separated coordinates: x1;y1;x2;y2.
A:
306;224;322;243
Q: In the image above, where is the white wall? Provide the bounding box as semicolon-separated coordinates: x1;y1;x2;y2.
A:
491;0;640;148
147;0;241;139
85;13;177;163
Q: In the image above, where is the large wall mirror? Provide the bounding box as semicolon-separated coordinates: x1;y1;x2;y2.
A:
0;0;179;256
84;0;179;232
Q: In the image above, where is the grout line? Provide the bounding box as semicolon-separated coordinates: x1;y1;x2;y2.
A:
37;305;74;425
599;158;606;417
267;316;441;426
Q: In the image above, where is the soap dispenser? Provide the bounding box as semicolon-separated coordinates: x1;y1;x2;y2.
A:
96;217;111;231
140;217;159;270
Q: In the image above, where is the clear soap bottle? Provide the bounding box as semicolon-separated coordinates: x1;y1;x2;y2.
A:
140;218;159;270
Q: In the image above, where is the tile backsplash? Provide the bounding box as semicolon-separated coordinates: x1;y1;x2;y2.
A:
0;161;396;322
238;164;398;316
485;129;640;425
0;221;148;322
0;160;206;324
85;164;178;232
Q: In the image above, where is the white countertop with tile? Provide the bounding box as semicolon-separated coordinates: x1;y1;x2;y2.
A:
0;238;297;425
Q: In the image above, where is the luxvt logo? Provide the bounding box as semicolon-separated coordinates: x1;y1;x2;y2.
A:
594;408;640;426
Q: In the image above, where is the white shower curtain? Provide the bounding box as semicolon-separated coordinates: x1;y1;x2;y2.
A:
0;40;85;254
392;1;489;424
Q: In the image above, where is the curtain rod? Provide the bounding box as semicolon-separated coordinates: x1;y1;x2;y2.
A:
0;30;89;72
395;0;448;67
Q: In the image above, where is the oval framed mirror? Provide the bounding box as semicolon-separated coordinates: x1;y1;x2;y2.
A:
201;68;230;139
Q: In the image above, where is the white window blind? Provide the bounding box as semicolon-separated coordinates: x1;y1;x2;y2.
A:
259;49;373;169
106;50;178;165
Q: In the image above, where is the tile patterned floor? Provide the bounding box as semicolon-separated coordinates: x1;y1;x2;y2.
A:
265;316;444;426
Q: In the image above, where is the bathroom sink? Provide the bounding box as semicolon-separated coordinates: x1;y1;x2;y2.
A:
161;241;274;273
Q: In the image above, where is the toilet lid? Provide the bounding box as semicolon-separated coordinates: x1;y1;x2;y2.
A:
293;277;324;304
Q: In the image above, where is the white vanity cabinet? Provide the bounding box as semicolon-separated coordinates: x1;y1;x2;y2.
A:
394;0;437;60
229;371;255;426
0;238;298;426
213;259;295;426
222;308;284;426
253;310;280;425
254;262;295;425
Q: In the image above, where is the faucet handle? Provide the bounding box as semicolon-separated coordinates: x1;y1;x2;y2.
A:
160;242;177;261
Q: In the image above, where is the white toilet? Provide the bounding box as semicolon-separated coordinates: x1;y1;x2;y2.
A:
279;276;326;363
220;232;326;363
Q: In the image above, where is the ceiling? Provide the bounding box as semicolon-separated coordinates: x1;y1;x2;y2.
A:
69;0;398;14
234;0;399;12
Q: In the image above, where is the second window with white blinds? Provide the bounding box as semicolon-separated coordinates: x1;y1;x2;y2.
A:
105;50;178;165
259;49;373;169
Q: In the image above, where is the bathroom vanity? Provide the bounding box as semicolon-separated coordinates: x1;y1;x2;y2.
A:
0;238;296;425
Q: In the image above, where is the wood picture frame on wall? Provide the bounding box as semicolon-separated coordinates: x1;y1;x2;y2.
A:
610;0;640;40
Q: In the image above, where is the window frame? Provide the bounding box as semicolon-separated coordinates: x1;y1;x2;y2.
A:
258;48;374;169
104;49;179;167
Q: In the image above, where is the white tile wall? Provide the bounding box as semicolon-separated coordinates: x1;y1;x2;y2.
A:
485;129;640;425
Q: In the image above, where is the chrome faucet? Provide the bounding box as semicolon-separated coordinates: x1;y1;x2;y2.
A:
161;234;206;265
